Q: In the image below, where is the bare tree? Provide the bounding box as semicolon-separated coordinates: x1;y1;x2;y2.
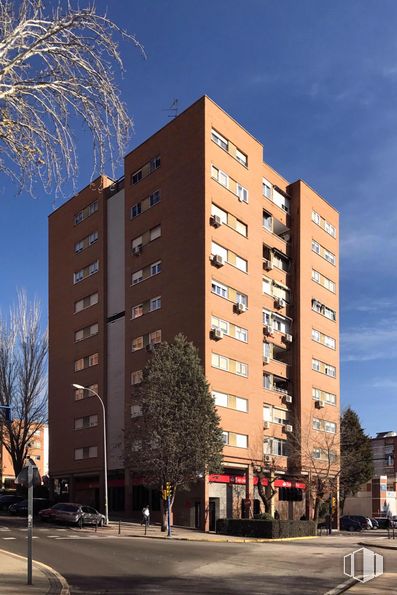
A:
252;456;281;515
0;291;47;479
0;0;144;195
288;410;340;527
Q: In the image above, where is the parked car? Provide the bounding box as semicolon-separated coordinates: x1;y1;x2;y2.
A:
9;498;51;516
340;516;363;532
372;517;397;529
341;515;372;529
0;494;24;511
370;518;379;529
39;503;105;527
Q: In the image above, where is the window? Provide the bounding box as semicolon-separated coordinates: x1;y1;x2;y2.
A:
235;255;248;273
74;383;98;401
150;225;161;241
272;250;290;272
312;359;321;372
131;203;142;218
73;260;99;284
325;421;336;434
74;446;98;460
149;190;160;207
131;156;160;185
312;418;322;431
211;165;229;188
149;296;161;311
75;414;98;430
312;240;320;254
131;304;143;319
75;240;84;253
263;179;272;199
264;438;288;457
74;292;98;313
74;323;98;342
74;353;98;371
211;242;228;261
324;335;336;349
312;329;321;343
234;325;248;342
236;184;248;203
312;299;336;322
312;210;336;238
236;291;248;306
272;188;290;213
131;370;143;385
263;211;272;231
312;387;336;405
272;314;290;334
211;353;229;371
132;270;143;285
211;129;228;151
212;390;248;412
235;219;248;236
211;316;229;334
324;249;336;265
211;204;228;225
263;277;272;295
132;236;143;250
235;149;247;166
149;329;162;344
312;210;321;225
222;431;248;448
263;374;272;390
150;260;161;276
324;363;336;377
211;280;228;298
235;361;248;377
74;201;98;225
312;328;336;349
312;269;320;283
132;336;144;351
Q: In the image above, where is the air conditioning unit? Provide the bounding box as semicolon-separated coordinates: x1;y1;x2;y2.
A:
146;343;155;353
132;245;142;256
283;424;293;433
283;333;293;343
210;328;224;341
263;259;273;271
211;254;224;267
234;302;247;314
263;356;271;364
263;421;270;430
284;395;293;404
315;399;325;409
210;214;222;228
264;324;274;336
274;297;285;309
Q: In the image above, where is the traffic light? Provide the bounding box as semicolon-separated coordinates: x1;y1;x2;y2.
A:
331;496;336;513
162;482;172;500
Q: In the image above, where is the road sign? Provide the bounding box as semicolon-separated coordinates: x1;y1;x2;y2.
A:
15;460;41;487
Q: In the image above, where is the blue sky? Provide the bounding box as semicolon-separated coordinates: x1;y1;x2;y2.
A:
1;0;396;436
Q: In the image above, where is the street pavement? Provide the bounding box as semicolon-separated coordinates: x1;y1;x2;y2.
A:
0;516;396;594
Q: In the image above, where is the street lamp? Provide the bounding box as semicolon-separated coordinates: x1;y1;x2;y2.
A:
72;384;108;525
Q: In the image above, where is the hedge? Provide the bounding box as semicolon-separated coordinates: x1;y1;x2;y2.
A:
216;518;316;538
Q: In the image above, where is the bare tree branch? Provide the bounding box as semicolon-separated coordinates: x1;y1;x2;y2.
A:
0;0;145;196
0;290;47;478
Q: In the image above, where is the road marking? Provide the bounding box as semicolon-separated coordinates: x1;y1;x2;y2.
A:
0;528;10;531
2;537;16;540
25;536;39;539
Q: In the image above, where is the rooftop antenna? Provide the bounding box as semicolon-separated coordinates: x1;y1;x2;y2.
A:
164;99;179;119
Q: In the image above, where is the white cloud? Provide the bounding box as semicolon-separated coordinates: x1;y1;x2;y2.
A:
341;319;397;362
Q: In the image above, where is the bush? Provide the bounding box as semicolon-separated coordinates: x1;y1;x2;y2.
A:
216;518;316;538
253;512;274;521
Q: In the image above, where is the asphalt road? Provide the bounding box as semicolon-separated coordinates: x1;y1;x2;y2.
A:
0;516;394;594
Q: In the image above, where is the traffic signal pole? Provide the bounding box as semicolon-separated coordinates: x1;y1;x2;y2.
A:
167;495;171;537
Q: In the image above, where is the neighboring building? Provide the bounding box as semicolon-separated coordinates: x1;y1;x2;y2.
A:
1;425;48;488
344;431;397;518
48;96;340;529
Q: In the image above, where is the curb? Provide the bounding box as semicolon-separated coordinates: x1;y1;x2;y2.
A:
101;530;319;543
0;549;70;594
358;541;397;551
323;577;357;595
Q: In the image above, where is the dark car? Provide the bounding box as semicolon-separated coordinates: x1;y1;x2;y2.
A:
370;518;379;529
341;515;371;529
340;516;362;532
0;494;24;511
9;498;51;516
372;517;397;529
39;502;105;528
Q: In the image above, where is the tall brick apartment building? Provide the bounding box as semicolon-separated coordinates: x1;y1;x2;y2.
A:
49;96;339;529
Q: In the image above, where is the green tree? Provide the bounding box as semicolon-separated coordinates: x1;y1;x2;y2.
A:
340;407;373;512
126;334;224;530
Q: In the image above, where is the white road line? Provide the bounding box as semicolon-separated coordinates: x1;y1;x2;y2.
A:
47;535;60;538
25;536;39;539
2;537;16;540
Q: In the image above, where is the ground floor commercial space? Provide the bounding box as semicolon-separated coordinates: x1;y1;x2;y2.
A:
52;464;307;530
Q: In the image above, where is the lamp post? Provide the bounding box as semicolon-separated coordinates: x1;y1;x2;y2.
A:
72;384;108;525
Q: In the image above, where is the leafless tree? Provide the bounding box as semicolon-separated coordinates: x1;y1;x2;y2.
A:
288;410;340;526
0;0;144;196
0;291;47;479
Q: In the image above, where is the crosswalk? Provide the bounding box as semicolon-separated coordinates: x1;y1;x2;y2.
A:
0;525;106;541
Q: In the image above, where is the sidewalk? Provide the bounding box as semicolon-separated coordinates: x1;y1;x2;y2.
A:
105;519;318;542
0;549;69;594
344;537;396;594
